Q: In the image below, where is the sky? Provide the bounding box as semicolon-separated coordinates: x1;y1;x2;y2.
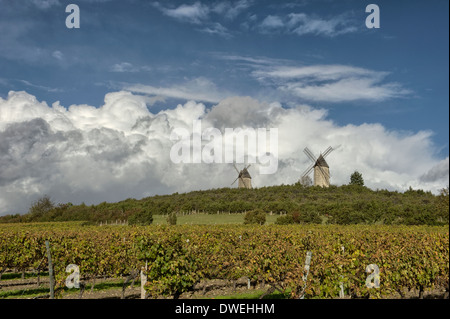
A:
0;0;448;215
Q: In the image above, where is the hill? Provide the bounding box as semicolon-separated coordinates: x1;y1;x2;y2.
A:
0;184;448;225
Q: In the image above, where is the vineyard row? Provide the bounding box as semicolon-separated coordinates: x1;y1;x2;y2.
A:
0;224;448;298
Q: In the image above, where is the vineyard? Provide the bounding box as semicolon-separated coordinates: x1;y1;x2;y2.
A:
0;222;448;299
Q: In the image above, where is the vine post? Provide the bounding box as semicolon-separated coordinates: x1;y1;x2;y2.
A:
140;261;148;299
45;240;55;299
299;251;312;299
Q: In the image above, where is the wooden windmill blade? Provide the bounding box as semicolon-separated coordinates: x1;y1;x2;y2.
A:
303;147;317;163
322;144;341;159
231;164;241;185
301;162;315;177
322;146;334;158
302;147;317;179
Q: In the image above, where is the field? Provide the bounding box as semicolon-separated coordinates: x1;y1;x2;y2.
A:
152;212;281;225
0;220;448;299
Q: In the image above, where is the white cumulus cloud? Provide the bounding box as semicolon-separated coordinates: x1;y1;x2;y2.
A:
0;91;447;215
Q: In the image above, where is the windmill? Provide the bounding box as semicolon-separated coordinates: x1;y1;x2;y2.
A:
231;164;252;189
301;146;335;187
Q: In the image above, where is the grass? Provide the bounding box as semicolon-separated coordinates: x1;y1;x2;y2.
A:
0;278;141;299
152;212;281;225
0;212;292;227
0;276;291;299
210;289;290;299
1;272;49;281
0;286;50;299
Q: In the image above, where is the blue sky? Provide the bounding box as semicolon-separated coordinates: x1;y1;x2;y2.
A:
0;0;448;214
1;0;448;150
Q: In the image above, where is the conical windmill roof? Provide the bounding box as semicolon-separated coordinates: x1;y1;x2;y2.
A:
314;154;329;168
239;168;252;179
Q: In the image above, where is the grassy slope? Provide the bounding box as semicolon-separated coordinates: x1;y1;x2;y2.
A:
153;212;280;225
1;184;448;225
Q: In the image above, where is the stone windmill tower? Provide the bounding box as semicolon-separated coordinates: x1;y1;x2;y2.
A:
231;164;252;189
301;146;335;187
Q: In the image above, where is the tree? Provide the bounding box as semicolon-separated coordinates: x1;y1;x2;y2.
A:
128;209;153;226
349;171;364;186
299;175;313;187
167;212;177;225
436;186;449;224
275;211;321;225
28;195;54;221
275;214;294;225
244;209;266;225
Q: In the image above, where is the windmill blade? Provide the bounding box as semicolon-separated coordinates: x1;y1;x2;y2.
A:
245;164;251;170
301;163;315;177
323;144;341;158
233;163;240;174
231;176;239;185
322;146;334;159
304;147;316;162
304;147;317;163
322;146;333;158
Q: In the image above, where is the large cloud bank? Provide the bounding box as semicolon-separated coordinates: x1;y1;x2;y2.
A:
0;90;448;215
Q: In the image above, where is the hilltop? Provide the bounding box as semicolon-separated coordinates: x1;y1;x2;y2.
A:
1;184;448;226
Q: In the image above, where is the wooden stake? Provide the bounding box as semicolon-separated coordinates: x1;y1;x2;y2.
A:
140;261;148;299
300;251;312;299
45;240;54;299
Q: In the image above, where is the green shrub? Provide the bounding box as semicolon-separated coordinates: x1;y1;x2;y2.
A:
300;211;322;224
128;209;153;225
167;212;177;225
244;209;266;225
275;214;294;225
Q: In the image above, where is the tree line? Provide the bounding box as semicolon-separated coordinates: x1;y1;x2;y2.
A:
1;182;448;226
